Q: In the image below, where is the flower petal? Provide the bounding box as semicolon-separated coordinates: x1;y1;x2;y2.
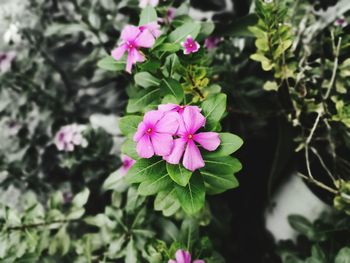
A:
151;132;174;156
126;52;134;73
135;29;156;48
111;44;127;60
168;261;177;263
121;25;140;42
182;107;206;134
143;110;164;126
136;134;154;158
155;112;179;134
133;121;147;142
193;260;205;263
183;140;205;171
194;132;220;151
163;138;186;164
175;249;192;263
158;103;178;112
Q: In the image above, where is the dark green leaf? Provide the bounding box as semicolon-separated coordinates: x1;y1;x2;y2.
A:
97;56;125;71
160;78;184;103
166;163;192;186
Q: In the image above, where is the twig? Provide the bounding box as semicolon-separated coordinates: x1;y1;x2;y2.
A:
297;172;338;194
310;147;336;185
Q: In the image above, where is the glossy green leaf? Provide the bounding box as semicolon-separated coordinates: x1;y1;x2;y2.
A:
126;158;165;184
138;171;173;196
175;173;205;215
97;56;125;71
166;163;192;186
207;133;243;157
168;22;201;43
72;188;90;208
201;93;227;130
121;139;139;160
119;115;142;138
134;72;160;88
335;247;350;263
127;87;160;113
154;189;181;217
161;78;184;103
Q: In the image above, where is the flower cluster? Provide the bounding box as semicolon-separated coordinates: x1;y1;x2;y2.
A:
133;104;220;171
54;124;88;152
168;249;204;263
111;22;161;73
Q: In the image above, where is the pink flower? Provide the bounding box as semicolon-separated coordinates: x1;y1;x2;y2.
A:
139;0;159;8
139;22;161;39
54;124;88;152
133;110;179;158
181;35;200;55
158;104;201;115
164;107;220;171
111;25;155;73
204;37;221;50
0;51;16;74
335;17;348;27
168;249;205;263
119;155;136;176
167;7;176;22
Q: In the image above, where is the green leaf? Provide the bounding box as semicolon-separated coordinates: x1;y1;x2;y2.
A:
154;189;181;217
127;87;160;113
311;245;326;262
335;247;350;263
119;115;142;138
134;72;160;88
121;139;139;160
138;171;173;196
168;22;201;43
154;43;181;52
201;93;227;130
102;169;127;192
263;80;279;91
206;133;243;157
125;238;138;263
72;188;90;208
179;219;199;251
162;54;181;78
175;173;205;215
97;56;125;71
139;6;157;25
198;21;215;40
166;163;192;186
160;78;184;103
288;215;316;240
126;157;165;184
200;156;241;194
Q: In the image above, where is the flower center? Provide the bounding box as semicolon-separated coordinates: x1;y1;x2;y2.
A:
187;134;193;140
180;105;185;109
188;43;193;48
0;54;7;62
146;128;152;134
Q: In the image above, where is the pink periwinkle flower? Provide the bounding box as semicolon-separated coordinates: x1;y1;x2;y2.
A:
119;155;136;176
164;107;220;171
0;51;16;74
168;249;205;263
139;0;159;8
139;22;161;39
167;7;176;22
181;35;200;55
133;110;179;158
204;37;222;50
335;17;348;27
54;124;88;152
111;25;156;73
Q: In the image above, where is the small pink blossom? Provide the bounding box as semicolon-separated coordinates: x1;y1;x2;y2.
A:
335;17;348;27
167;7;176;22
134;110;179;158
111;25;155;73
164;107;220;171
139;0;159;8
54;124;88;152
119;155;136;176
181;35;200;55
0;51;16;74
168;249;205;263
204;37;221;50
139;22;161;39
